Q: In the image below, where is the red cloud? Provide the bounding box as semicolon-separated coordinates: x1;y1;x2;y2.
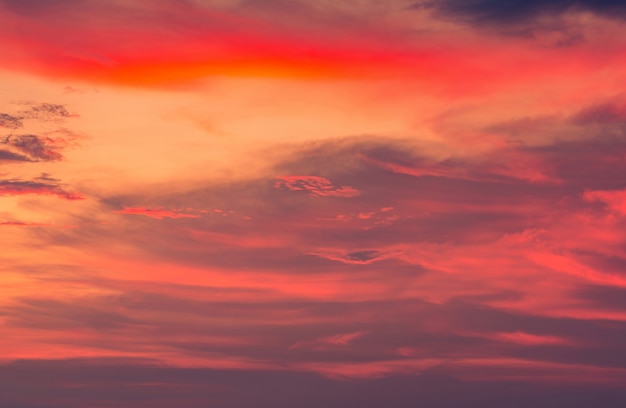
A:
275;176;360;197
115;207;201;220
584;189;626;216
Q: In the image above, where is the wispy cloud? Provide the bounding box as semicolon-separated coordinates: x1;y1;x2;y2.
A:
0;220;50;226
0;112;23;129
0;175;84;200
115;207;201;219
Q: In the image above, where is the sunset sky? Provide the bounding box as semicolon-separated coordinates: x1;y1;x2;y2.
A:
2;0;626;406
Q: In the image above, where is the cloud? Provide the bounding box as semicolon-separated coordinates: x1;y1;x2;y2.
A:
114;207;201;219
2;1;626;405
0;175;84;200
584;189;626;216
0;149;30;161
344;250;382;263
17;102;76;122
408;0;626;46
290;330;366;350
0;220;49;226
2;358;626;408
0;103;80;162
4;100;626;401
421;0;626;26
275;175;361;197
308;249;394;265
491;331;572;346
572;99;626;125
0;113;23;129
0;134;64;162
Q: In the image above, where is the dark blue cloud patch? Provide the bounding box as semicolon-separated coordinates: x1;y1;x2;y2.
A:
420;0;626;25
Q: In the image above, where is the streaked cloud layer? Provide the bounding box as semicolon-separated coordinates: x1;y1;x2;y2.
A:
1;0;626;407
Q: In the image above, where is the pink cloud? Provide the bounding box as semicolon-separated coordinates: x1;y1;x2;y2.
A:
290;331;365;350
492;331;572;346
584;189;626;216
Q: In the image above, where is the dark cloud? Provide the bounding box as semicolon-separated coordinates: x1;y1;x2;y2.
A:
18;103;75;122
419;0;626;25
0;150;30;161
481;99;626;189
1;358;625;408
0;113;23;129
6;289;626;371
0;103;80;162
0;175;84;200
23;128;626;389
574;284;626;310
524;138;626;190
344;250;381;262
0;0;81;16
571;99;626;125
1;135;64;162
275;175;361;197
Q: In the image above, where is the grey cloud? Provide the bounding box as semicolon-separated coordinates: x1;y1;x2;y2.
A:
0;150;30;161
0;175;84;200
2;358;625;408
344;250;382;262
18;103;75;122
418;0;626;26
1;135;63;162
571;99;626;125
0;113;23;129
574;284;626;310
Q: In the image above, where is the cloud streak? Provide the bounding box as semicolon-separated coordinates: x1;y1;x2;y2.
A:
0;175;84;200
115;207;201;219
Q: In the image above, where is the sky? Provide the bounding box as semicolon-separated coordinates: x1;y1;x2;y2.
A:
2;0;626;406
